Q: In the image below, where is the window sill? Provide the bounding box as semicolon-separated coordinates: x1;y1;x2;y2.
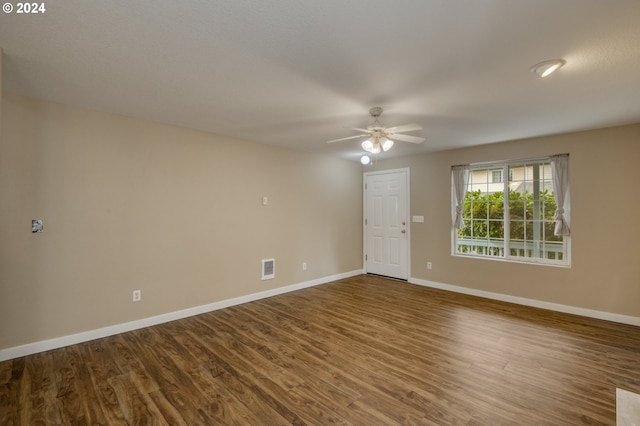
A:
452;252;571;268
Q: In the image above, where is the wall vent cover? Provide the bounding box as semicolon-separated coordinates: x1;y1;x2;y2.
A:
261;259;275;280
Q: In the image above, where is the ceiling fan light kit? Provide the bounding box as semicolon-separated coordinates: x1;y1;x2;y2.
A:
361;139;375;151
364;141;381;154
327;107;425;156
361;137;393;153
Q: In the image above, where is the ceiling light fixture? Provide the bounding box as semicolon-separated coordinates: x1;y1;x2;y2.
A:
360;155;371;165
530;59;566;78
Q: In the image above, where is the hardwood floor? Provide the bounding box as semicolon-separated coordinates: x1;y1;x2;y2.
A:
1;274;640;425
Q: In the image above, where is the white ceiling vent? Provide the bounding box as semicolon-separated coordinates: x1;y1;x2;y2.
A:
261;259;275;280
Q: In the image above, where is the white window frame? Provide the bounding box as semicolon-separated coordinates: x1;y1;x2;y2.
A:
452;156;571;267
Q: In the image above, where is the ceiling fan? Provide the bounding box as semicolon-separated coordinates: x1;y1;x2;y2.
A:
327;107;425;154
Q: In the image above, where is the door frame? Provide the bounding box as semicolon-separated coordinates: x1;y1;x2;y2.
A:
363;167;411;280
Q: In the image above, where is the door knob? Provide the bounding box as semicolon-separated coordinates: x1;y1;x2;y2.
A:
401;229;406;234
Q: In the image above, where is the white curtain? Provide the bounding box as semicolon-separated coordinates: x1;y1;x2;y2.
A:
550;154;570;236
452;165;470;229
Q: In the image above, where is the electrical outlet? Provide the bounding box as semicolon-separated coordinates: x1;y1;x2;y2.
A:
302;262;307;271
427;262;432;270
132;290;141;302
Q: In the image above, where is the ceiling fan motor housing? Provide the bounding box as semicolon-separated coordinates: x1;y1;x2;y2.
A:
369;107;384;118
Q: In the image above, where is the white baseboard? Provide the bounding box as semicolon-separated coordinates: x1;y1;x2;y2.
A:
409;277;640;327
0;269;364;362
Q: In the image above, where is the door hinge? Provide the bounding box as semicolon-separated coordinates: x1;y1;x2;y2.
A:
365;254;367;260
365;218;367;225
365;183;367;190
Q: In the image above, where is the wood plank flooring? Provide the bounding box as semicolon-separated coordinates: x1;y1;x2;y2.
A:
2;274;640;425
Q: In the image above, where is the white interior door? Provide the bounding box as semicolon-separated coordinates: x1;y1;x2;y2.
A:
364;170;409;280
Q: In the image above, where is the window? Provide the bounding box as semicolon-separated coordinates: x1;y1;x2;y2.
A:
452;156;570;266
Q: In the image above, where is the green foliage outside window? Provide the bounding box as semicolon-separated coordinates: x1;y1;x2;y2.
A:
458;189;560;243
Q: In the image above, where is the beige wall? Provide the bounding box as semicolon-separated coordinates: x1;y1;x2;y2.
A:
372;124;640;317
2;92;638;353
0;48;3;127
0;95;363;350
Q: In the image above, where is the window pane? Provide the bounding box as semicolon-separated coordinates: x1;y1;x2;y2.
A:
473;198;488;219
508;195;525;220
510;166;523;182
472;219;487;238
488;168;503;192
489;220;504;240
509;220;525;257
542;220;563;260
459;169;504;258
488;200;504;220
507;162;559;261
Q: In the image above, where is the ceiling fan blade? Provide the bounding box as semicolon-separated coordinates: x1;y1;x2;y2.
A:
344;127;372;133
326;134;368;143
389;134;425;144
385;123;422;133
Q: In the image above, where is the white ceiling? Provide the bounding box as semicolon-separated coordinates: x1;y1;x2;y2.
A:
2;0;640;161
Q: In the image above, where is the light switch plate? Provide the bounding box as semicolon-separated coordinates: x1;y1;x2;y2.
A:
412;216;424;223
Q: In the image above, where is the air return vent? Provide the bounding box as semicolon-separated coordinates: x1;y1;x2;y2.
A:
261;259;275;280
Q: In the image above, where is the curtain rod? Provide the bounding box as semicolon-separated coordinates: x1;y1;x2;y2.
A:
451;153;569;169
